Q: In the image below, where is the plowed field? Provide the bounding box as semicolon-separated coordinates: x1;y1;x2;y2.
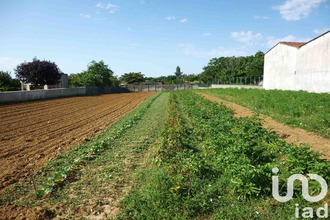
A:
0;92;156;190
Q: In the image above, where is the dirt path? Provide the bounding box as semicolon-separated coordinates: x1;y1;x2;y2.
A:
198;92;330;161
0;92;156;190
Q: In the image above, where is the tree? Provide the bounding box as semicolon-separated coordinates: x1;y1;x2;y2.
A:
68;60;119;87
68;73;83;88
15;58;62;86
120;72;145;84
0;71;21;91
174;66;183;78
84;60;117;87
199;51;264;83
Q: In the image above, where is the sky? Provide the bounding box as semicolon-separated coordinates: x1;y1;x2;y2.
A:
0;0;329;78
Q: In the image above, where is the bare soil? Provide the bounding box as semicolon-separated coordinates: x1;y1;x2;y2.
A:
0;205;54;220
198;92;330;161
0;92;156;190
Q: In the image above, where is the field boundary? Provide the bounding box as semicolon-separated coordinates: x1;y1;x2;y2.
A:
198;92;330;160
0;84;198;104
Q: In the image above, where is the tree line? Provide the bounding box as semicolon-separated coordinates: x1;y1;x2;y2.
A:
198;51;264;83
0;51;264;91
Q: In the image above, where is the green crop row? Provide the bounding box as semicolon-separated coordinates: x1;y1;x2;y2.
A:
118;91;329;219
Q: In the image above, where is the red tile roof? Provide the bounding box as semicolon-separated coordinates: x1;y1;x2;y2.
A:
265;30;330;54
279;42;306;48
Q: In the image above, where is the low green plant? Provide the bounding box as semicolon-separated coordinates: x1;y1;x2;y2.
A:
118;91;329;219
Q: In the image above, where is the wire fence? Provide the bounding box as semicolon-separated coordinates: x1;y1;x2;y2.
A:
199;76;263;87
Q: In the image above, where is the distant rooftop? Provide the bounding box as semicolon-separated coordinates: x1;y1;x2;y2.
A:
278;42;306;48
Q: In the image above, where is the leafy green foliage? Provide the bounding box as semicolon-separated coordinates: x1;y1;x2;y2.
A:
119;90;329;219
0;71;21;91
202;88;330;138
199;51;264;83
120;72;145;84
68;60;119;87
174;66;183;78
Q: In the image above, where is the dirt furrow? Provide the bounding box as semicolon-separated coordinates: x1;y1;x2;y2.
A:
0;92;156;190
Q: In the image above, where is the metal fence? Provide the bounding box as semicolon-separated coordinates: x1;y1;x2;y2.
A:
218;76;263;85
126;84;198;92
199;76;263;87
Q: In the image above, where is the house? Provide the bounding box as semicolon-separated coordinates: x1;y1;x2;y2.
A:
263;31;330;93
21;73;69;91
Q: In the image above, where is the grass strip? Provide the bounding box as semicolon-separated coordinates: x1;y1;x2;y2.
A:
200;88;330;138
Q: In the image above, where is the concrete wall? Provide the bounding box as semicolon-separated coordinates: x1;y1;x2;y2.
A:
264;44;298;90
0;87;86;103
0;84;198;104
295;33;330;93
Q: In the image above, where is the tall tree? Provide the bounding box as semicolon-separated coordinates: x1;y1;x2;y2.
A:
120;72;145;84
174;66;183;78
68;60;118;87
83;60;118;87
15;58;62;86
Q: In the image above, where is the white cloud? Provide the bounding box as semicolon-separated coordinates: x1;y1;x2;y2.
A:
253;15;269;19
266;35;311;47
177;44;246;58
203;32;211;36
80;13;91;18
96;2;119;14
231;31;263;44
273;0;326;21
166;16;176;20
313;28;329;34
180;18;188;23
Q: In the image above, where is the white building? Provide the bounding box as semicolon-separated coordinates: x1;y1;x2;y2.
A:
263;31;330;93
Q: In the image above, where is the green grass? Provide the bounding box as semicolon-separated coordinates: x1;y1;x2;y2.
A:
200;88;330;138
117;90;329;219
